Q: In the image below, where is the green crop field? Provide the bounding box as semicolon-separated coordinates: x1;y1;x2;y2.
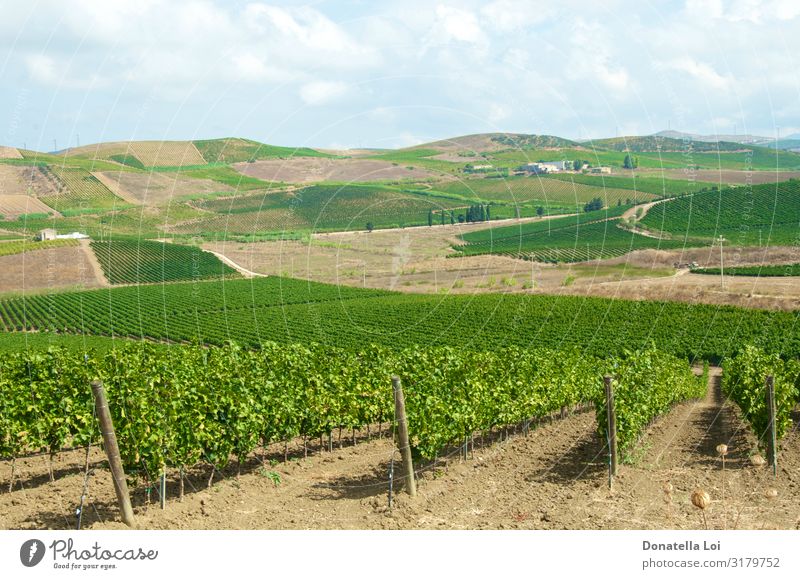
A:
692;263;800;276
540;173;716;197
640;179;800;245
38;166;130;215
193;138;332;163
451;204;690;262
0;238;79;257
90;239;239;284
433;175;653;207
0;276;796;361
187;184;466;232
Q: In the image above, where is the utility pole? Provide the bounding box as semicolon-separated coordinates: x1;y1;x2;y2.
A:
717;235;725;289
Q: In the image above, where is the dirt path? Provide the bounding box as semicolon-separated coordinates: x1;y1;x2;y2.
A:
313;211;579;239
78;238;109;286
597;369;800;529
205;249;268;279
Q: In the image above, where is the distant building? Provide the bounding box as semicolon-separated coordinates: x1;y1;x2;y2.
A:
36;229;57;241
590;166;612;174
518;160;570;174
56;232;89;240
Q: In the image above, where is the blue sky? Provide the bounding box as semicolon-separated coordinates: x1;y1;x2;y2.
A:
1;0;799;151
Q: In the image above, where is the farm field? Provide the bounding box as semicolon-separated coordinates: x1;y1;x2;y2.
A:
637;168;800;185
94;170;237;205
434;175;653;206
90;239;239;284
234;157;441;183
640;179;800;245
692;263;800;276
0;194;59;219
451;204;693;262
540;172;716;197
1;276;799;360
127;141;207;167
0;238;78;257
193;138;331;163
0;239;106;295
38;166;129;215
0;164;59;197
1;364;798;530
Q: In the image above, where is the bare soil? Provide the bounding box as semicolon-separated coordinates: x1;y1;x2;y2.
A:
2;370;798;530
205;219;800;310
0;146;22;159
233;158;438;184
0;195;59;219
0;243;106;297
0;164;59;198
94;171;234;205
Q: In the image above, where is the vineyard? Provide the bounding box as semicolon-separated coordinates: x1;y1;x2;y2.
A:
188;184;466;233
540;173;715;197
90;239;239;285
640;179;800;245
434;175;650;207
0;238;79;257
193;138;331;164
0;277;798;361
722;346;800;442
692;263;800;276
0;343;703;485
38;166;128;214
127;141;206;167
453;205;691;262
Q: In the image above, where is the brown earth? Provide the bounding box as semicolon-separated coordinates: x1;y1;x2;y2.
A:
0;146;23;159
0;164;60;198
205;218;800;310
2;370;798;530
0;243;106;297
0;195;59;219
94;171;235;205
233;158;439;184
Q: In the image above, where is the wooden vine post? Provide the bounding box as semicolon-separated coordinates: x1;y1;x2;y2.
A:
765;375;777;475
391;375;417;497
90;380;136;527
604;375;618;488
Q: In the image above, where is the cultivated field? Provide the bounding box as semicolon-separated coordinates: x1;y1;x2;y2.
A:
234;157;439;183
0;194;59;219
0;164;59;197
94;171;236;205
0;146;22;159
0;240;106;295
639;168;800;185
127;141;206;167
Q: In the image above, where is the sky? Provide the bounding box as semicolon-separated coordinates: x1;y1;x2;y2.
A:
1;0;799;151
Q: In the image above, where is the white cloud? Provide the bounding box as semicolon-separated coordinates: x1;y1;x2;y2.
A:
433;5;487;45
488;103;510;124
665;58;732;90
299;81;349;106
